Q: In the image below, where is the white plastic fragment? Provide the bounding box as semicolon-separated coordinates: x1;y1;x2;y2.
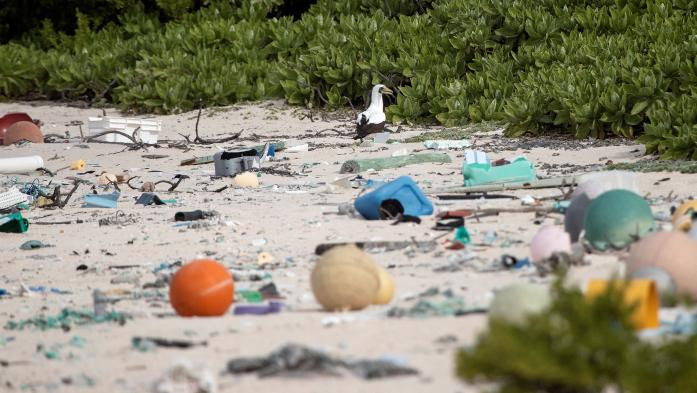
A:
0;187;29;210
423;140;471;149
391;149;409;157
152;359;217;393
464;150;489;165
372;132;391;144
286;143;309;152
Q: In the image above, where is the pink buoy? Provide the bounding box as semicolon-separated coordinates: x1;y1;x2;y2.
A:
530;225;571;263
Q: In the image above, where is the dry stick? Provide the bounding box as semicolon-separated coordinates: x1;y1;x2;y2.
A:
33;220;78;225
344;96;355;111
38;179;85;209
315;128;345;137
84;129;140;145
155;175;189;191
178;105;243;145
128;176;188;191
126;176;142;190
426;176;579;194
311;86;329;105
469;206;557;215
43;133;70;141
93;79;117;103
55;180;85;208
107;180;121;192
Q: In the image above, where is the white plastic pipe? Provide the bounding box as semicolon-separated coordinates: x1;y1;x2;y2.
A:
0;155;44;174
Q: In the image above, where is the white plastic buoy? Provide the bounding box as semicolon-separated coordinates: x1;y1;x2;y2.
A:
0;155;44;174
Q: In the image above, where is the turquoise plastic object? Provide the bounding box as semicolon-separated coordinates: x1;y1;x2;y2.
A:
584;189;656;251
83;193;120;208
454;226;471;245
0;211;28;233
354;176;433;220
463;156;537;186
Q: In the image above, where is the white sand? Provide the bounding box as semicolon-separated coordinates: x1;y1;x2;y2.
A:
0;100;689;392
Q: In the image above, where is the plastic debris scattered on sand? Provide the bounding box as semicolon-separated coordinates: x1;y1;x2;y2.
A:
226;343;418;379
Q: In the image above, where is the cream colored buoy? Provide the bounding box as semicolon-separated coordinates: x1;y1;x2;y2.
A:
373;266;395;305
233;172;259;188
311;245;380;311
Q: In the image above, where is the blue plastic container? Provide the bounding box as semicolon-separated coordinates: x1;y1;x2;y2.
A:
354;176;433;220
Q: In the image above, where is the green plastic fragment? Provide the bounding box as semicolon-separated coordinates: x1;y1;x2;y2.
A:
583;189;656;251
0;211;29;233
4;308;129;331
132;337;157;352
236;290;263;303
454;226;471;245
463;156;537;187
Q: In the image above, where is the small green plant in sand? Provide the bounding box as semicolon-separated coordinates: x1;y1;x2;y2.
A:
607;160;697;174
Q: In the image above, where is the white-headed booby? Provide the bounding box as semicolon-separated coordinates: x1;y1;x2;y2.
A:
354;84;394;141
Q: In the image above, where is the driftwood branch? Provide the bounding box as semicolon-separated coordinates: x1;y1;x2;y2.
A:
128;175;188;191
426;176;579;194
179;104;243;145
38;179;86;209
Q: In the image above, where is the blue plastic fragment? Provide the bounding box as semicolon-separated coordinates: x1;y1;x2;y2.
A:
83;193;120;208
354;176;433;220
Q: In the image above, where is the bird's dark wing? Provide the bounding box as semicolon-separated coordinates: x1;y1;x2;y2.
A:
357;114;369;127
355;121;386;139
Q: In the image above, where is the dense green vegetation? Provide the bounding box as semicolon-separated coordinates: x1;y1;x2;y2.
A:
457;278;697;392
1;0;697;158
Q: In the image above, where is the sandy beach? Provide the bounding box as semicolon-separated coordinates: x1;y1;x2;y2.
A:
0;100;690;392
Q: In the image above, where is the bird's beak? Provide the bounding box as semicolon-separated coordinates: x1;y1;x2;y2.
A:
381;87;394;96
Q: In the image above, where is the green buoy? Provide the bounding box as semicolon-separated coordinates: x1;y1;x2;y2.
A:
584;189;656;251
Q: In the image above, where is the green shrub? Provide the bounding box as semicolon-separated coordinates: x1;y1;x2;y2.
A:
1;0;697;158
456;277;697;392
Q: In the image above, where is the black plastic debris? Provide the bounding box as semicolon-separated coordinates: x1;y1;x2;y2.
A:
391;214;421;225
174;210;217;222
132;336;207;349
135;193;165;206
258;282;282;299
226;344;418;379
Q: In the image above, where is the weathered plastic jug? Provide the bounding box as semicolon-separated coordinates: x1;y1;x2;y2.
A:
462;156;537;186
354;176;432;220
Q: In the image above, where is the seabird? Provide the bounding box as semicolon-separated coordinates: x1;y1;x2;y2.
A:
354;84;394;141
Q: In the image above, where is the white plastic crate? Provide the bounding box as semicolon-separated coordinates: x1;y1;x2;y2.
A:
0;187;29;210
88;117;161;144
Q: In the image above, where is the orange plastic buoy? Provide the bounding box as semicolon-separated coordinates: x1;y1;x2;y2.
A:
169;259;234;317
4;121;43;145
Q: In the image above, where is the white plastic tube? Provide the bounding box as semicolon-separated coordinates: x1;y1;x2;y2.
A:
0;155;44;174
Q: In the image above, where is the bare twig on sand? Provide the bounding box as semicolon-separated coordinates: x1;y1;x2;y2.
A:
178;104;243;145
127;175;189;191
39;179;87;209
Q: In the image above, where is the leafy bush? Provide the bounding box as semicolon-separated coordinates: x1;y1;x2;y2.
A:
1;0;696;157
456;278;697;392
